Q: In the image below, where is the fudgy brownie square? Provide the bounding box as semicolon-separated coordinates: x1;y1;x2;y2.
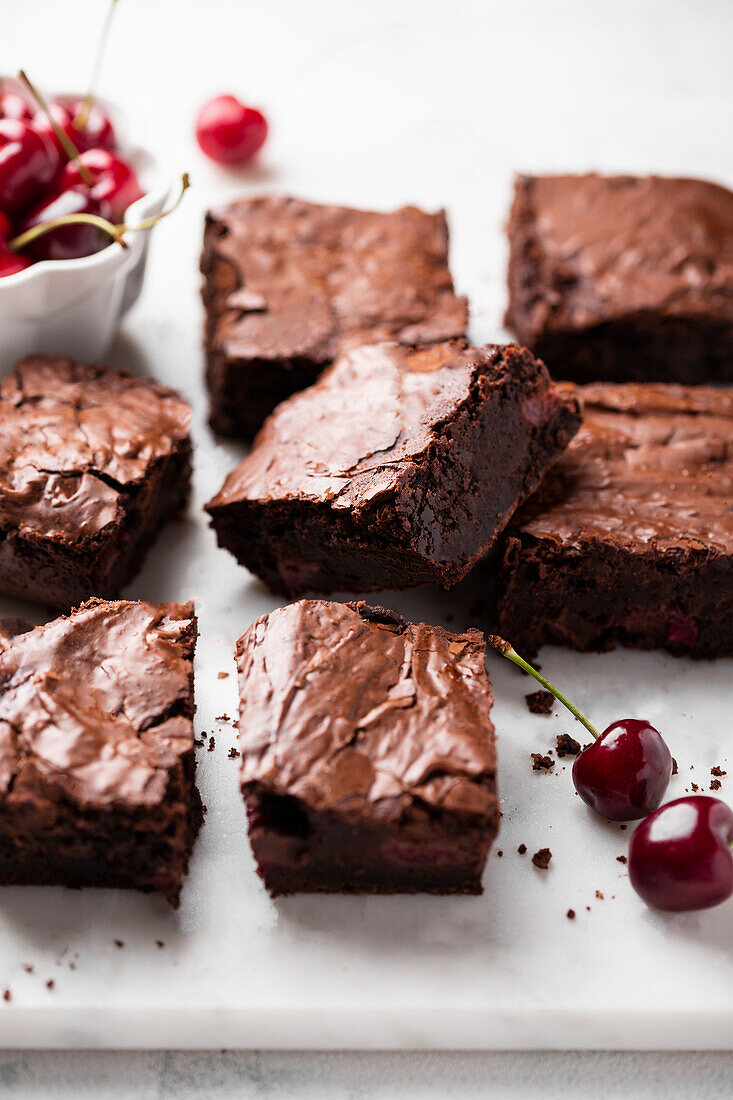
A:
0;356;192;609
236;600;498;895
505;174;733;383
201;195;468;438
496;383;733;658
206;339;581;595
0;598;201;906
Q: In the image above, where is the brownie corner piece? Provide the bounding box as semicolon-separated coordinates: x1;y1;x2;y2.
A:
0;354;192;609
497;382;733;658
200;195;468;439
505;173;733;383
235;599;499;896
0;597;202;906
206;339;581;596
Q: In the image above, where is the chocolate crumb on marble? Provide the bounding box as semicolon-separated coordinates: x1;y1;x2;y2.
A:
532;848;552;869
531;753;554;771
525;690;554;715
556;733;581;757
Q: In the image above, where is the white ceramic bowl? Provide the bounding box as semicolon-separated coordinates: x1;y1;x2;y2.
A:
0;88;169;372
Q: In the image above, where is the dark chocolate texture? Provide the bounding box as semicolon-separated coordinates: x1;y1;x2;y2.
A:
206;339;581;595
506;174;733;383
0;356;192;609
236;599;499;895
201;195;468;437
497;383;733;657
0;598;201;905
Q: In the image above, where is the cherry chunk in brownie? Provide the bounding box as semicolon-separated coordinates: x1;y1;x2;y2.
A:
0;598;201;906
200;195;468;438
206;339;581;595
505;174;733;384
0;356;192;609
497;384;733;658
236;600;498;896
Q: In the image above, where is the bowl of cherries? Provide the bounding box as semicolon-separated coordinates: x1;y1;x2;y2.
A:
0;70;176;370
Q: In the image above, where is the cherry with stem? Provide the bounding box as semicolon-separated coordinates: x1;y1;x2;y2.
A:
17;70;94;184
487;635;673;822
73;0;120;131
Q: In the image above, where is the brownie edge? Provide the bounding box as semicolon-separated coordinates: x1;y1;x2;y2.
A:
236;599;499;896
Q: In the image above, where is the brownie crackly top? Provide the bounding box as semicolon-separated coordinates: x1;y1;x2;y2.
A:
0;356;192;545
516;383;733;553
236;600;497;823
203;195;468;363
0;599;197;811
507;174;733;336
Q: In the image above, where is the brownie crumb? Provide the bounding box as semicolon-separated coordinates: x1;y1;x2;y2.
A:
208;736;216;753
531;752;554;771
22;964;33;974
228;747;240;759
518;844;527;855
526;690;554;716
672;758;678;775
2;990;10;1003
556;733;581;758
194;737;205;747
595;890;604;900
619;824;628;831
566;909;575;920
616;855;627;864
711;779;722;791
496;850;503;858
46;980;54;991
113;939;124;949
712;766;726;777
217;672;229;680
691;782;699;792
155;940;165;949
215;714;230;722
532;847;552;869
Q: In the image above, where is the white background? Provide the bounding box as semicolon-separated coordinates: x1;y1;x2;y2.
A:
2;0;733;1095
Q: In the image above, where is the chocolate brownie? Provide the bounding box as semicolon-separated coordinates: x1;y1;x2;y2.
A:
201;195;468;438
206;339;581;595
236;600;498;895
497;383;733;657
0;597;201;906
0;356;192;609
505;174;733;383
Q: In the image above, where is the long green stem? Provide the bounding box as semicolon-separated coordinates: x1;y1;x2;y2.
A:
17;70;94;186
487;635;601;740
74;0;120;130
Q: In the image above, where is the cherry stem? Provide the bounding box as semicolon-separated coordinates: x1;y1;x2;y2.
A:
8;173;190;255
17;70;95;186
74;0;120;130
486;635;602;741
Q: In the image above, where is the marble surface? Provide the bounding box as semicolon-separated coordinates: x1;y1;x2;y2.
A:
0;0;731;1085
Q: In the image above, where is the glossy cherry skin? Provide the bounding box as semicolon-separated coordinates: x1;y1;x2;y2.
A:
60;148;142;220
0;245;31;277
0;118;58;213
33;100;117;164
18;186;113;262
572;718;672;821
0;91;33;121
195;94;268;165
629;796;733;912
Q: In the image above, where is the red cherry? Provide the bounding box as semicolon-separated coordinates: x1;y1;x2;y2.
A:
487;636;673;821
629;796;733;912
0;245;31;277
17;185;113;262
195;94;268;165
572;719;672;822
0;91;33;121
54;97;118;152
0;118;58;213
0;210;12;239
60;148;142;220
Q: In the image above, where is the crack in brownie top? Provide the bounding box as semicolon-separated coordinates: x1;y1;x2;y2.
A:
508;174;733;335
236;600;497;821
209;339;565;513
0;356;192;544
204;195;468;361
0;598;196;810
515;383;733;552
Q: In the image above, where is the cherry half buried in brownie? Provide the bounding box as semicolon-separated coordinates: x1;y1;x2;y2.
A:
0;598;201;906
0;355;191;609
235;600;498;895
206;339;581;596
497;382;733;657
